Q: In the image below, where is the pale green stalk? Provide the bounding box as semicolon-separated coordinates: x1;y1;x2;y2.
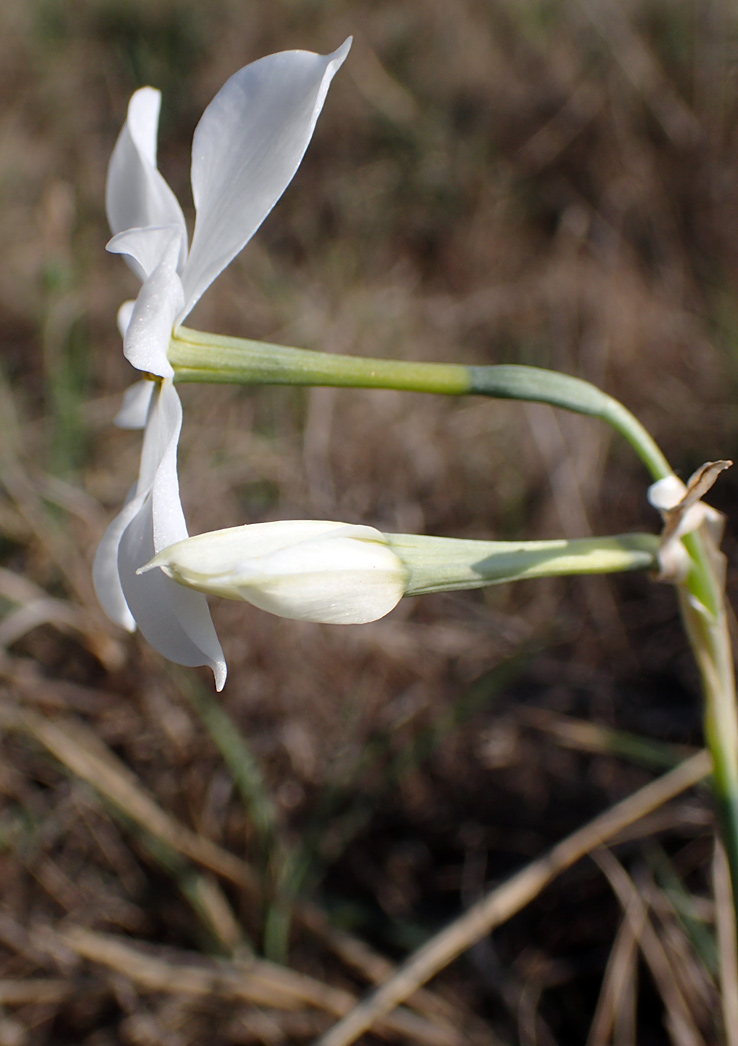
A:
169;325;738;931
170;327;671;480
677;580;738;894
386;532;659;594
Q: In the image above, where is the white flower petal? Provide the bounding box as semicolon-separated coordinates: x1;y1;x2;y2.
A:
99;45;353;684
117;233;185;378
118;496;227;690
148;381;189;548
93;487;141;631
238;532;406;623
108;224;186;282
93;380;179;627
180;39;351;315
117;300;136;339
106;87;187;273
132;380;181;508
102;383;226;689
115;380;155;430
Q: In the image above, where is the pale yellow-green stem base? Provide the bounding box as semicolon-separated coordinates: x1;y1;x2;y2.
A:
387;533;660;595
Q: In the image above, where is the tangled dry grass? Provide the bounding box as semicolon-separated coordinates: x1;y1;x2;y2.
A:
2;0;738;1042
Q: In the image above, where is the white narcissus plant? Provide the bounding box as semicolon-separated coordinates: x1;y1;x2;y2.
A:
94;40;351;690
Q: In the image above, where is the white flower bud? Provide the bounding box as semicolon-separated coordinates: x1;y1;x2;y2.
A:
140;520;409;624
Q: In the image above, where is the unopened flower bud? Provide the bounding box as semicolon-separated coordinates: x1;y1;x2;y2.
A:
140;520;409;624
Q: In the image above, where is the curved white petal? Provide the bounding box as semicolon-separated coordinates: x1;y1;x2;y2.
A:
118;495;227;689
94;381;169;628
180;39;351;315
108;224;186;282
93;486;141;631
148;380;189;547
109;383;225;688
117;300;136;339
226;526;406;623
115;380;155;430
117;233;184;378
106;87;187;274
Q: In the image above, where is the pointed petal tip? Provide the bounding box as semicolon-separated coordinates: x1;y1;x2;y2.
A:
181;38;353;316
213;660;227;692
334;36;353;63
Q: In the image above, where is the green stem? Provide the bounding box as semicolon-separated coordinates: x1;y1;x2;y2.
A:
386;532;660;595
678;586;738;896
467;365;671;482
170;327;671;481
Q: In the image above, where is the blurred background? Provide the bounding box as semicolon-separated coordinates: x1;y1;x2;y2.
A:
1;0;738;1042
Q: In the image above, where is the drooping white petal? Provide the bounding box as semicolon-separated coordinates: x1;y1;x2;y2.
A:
115;382;226;688
115;380;155;430
106;87;187;276
111;232;185;378
180;39;351;316
93;487;142;631
94;380;178;629
148;380;189;547
118;496;227;689
145;519;408;625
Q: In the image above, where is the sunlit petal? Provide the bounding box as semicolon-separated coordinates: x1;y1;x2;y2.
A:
119;496;227;690
92;487;142;632
116;232;184;378
648;475;687;511
147;380;189;546
108;223;186;282
181;39;351;315
106;87;187;274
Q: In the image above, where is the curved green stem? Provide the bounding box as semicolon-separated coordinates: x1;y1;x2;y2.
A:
467;365;671;482
387;532;660;595
170;327;671;481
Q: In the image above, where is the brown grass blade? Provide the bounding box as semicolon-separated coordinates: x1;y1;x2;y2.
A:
713;840;738;1046
62;927;465;1046
0;701;260;895
586;906;643;1045
594;849;707;1046
312;750;711;1046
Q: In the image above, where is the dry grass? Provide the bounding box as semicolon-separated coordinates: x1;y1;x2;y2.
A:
1;0;738;1042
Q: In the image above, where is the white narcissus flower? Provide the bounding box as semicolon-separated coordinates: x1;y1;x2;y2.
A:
140;521;409;625
94;41;352;689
